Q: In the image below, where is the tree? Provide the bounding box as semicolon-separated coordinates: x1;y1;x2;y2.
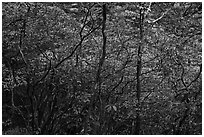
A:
2;2;201;135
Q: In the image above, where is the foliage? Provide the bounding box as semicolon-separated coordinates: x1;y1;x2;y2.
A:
2;2;202;135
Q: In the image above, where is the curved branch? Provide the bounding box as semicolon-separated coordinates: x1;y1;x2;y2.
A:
54;9;101;69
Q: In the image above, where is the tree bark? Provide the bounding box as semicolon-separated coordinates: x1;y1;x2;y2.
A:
133;5;144;135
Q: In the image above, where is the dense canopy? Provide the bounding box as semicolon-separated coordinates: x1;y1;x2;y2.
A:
2;2;202;135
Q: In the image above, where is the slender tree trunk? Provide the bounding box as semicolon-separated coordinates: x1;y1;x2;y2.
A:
133;5;144;135
84;4;107;135
97;4;107;134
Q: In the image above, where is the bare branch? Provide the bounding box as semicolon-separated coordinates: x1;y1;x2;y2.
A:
149;9;170;23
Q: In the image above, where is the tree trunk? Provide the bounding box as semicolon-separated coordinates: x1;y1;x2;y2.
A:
133;4;144;135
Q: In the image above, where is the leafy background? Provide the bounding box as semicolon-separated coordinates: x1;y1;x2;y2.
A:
2;2;202;135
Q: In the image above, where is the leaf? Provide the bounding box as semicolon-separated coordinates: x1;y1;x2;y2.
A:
112;105;117;111
105;105;112;112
